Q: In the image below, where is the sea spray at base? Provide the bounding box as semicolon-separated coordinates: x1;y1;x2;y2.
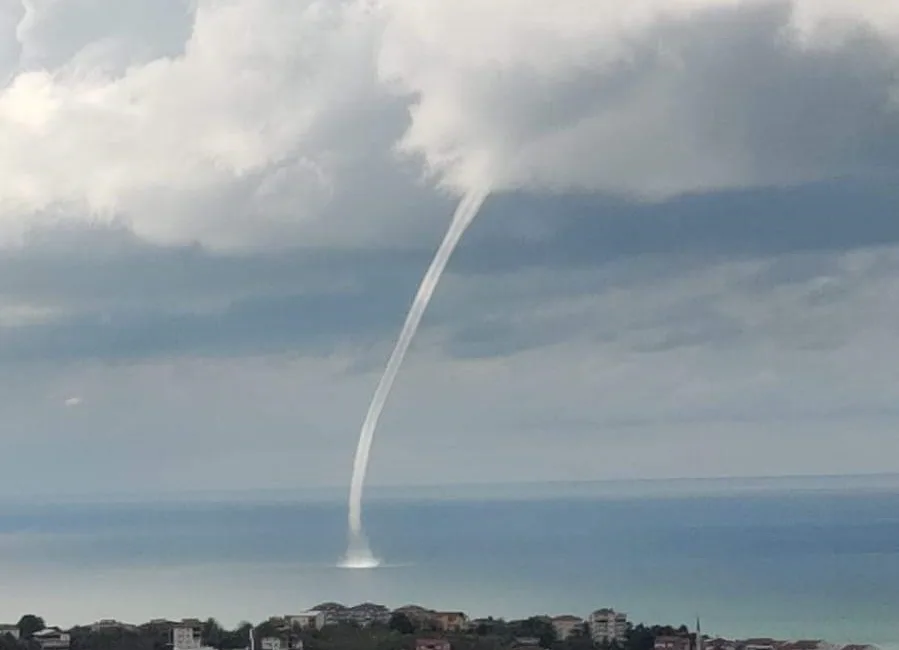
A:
341;188;491;568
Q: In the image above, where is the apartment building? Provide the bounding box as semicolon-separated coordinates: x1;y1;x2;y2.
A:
587;609;627;645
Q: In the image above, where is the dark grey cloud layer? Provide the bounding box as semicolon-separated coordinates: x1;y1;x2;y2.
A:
0;179;896;363
467;179;899;272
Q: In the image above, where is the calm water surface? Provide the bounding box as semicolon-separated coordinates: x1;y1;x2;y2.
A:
0;480;896;645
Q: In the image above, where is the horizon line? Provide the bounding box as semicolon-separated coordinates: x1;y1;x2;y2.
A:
2;471;897;505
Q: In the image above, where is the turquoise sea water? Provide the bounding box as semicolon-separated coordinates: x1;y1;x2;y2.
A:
0;477;896;646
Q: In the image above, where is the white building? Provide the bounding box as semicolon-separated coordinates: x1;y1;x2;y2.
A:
33;628;71;650
261;638;283;650
286;611;325;630
588;609;627;645
173;625;202;650
171;621;215;650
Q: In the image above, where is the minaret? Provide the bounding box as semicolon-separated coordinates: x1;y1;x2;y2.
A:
695;617;702;650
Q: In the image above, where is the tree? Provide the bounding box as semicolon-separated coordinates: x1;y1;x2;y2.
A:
202;619;227;648
254;621;281;640
0;634;20;650
538;629;557;649
388;614;415;636
17;615;45;639
229;623;254;649
562;623;595;650
510;618;555;649
623;624;653;650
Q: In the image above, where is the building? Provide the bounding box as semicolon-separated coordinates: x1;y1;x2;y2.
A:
587;609;627;645
704;640;737;650
416;639;451;650
740;639;781;650
780;643;825;650
655;637;691;650
171;620;207;650
33;629;71;650
0;625;19;640
512;638;543;649
286;612;326;630
551;616;584;641
346;603;391;627
261;637;302;650
298;602;390;628
434;612;468;633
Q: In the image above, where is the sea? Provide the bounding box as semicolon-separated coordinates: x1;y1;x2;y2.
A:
1;475;898;647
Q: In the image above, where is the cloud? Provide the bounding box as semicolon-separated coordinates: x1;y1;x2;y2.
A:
0;0;422;250
13;0;193;72
0;0;898;492
1;218;897;366
380;0;899;197
0;176;893;365
6;264;899;497
63;396;82;407
0;0;895;251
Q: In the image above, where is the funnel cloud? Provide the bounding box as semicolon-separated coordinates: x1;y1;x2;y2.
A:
342;188;489;567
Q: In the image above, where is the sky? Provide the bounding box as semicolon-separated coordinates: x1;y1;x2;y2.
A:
0;0;899;498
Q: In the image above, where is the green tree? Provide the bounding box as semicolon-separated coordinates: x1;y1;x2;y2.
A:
560;622;594;650
222;623;253;649
17;615;45;639
388;614;415;635
623;624;653;650
254;621;281;640
202;619;226;648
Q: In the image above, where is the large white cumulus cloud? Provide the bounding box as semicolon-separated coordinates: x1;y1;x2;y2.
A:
0;0;395;249
380;0;899;196
0;0;897;249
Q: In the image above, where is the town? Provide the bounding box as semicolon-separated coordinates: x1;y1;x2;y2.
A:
0;603;878;650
